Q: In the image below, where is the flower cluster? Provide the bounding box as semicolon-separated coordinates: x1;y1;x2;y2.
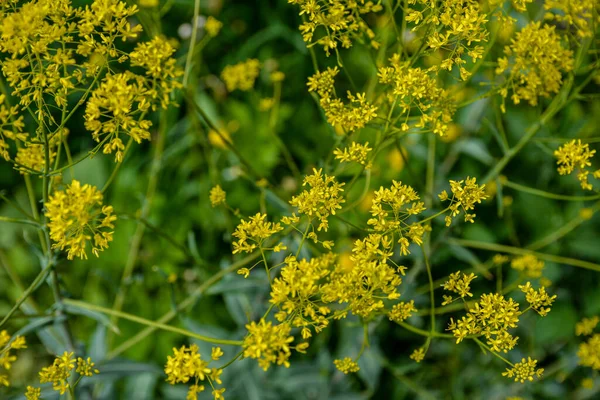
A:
502;357;544;383
334;357;360;374
388;300;417;323
289;0;383;56
164;344;225;400
448;292;520;352
0;94;26;162
0;331;26;387
231;213;283;254
367;180;426;255
45;180;116;260
221;59;261;92
544;0;596;39
333;141;372;168
37;352;99;395
406;0;489;79
410;348;425;363
243;319;296;371
205;16;223;38
442;271;477;305
577;315;600;371
554;139;599;191
321;234;404;318
270;254;336;336
209;185;227;207
510;254;545;278
439;177;488;226
290;168;345;231
378;55;456;136
496;22;574;110
307;67;378;132
519;282;557;317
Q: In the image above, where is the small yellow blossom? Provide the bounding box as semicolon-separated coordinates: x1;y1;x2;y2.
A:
502;357;544;383
39;351;76;394
410;348;425;363
221;59;260;92
243;319;294;371
211;347;224;361
205;16;223;37
443;271;477;299
333;142;372;168
576;316;600;336
290;168;345;231
232;213;283;254
510;255;544;278
578;333;600;370
45;180;116;260
544;0;596;38
0;331;26;388
389;301;417;323
554;140;599;191
440;177;488;226
519;282;556;317
334;357;360;374
25;386;41;400
76;357;99;377
209;185;227;207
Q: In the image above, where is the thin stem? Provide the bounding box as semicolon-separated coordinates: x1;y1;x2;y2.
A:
183;0;200;87
0;216;41;227
107;253;260;358
448;238;600;272
64;299;242;346
502;179;600;201
0;262;53;329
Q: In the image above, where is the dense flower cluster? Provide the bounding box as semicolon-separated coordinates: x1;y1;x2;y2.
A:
0;331;26;387
289;0;383;56
333;141;372;168
231;213;283;254
576;316;599;337
45;180;116;260
502;357;544;383
544;0;597;38
442;271;477;305
378;55;456;136
307;67;378;132
36;352;99;395
243;319;295;371
221;59;261;92
334;357;360;374
510;254;545;278
0;94;25;162
439;177;488;226
388;301;417;323
519;282;557;317
554;139;599;190
406;0;489;79
290;168;345;231
209;185;227;207
496;22;574;110
164;344;225;400
270;254;336;336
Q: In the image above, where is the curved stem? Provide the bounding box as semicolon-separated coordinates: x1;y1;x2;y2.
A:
64;299;242;346
502;179;600;201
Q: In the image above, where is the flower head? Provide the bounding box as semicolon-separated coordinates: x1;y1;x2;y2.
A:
243;319;294;371
502;357;544;383
45;180;116;260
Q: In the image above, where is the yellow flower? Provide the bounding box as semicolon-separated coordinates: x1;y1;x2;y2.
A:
578;334;600;370
290;168;345;231
440;177;488;226
410;348;425;363
576;316;599;336
502;357;544;383
496;22;573;110
519;282;556;317
205;16;223;37
0;331;26;388
25;386;41;400
76;357;99;377
334;357;360;374
39;351;76;394
544;0;596;38
231;213;283;254
243;319;294;371
334;142;372;168
209;185;227;207
45;180;116;260
554;139;599;191
443;271;477;299
221;59;260;92
164;345;225;397
388;301;417;323
510;254;544;278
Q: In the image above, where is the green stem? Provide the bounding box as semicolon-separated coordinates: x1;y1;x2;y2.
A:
448;238;600;272
107;253;259;358
502;179;600;201
183;0;200;87
64;299;242;346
